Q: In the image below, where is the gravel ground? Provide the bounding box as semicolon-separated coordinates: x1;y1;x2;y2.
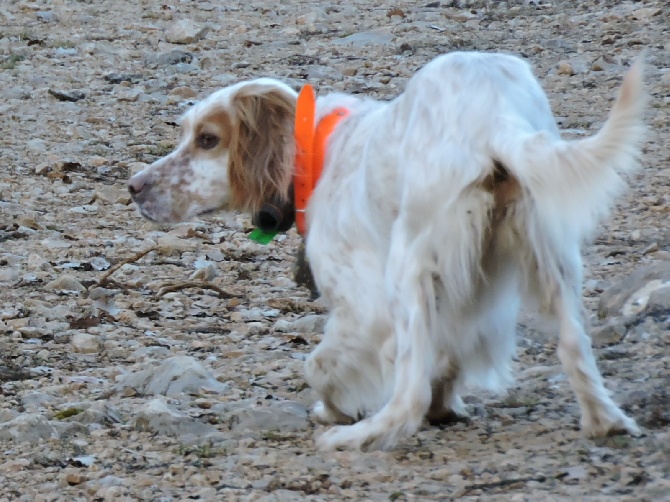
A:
0;0;669;500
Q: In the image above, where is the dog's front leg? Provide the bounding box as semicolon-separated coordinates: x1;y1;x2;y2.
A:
317;235;436;451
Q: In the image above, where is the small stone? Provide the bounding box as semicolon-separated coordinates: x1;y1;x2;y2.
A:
116;87;144;102
223;400;309;432
165;19;209;44
72;333;101;354
169;86;197;99
115;356;228;397
274;314;325;333
153;50;193;66
660;72;670;89
132;398;220;442
556;61;575;76
65;470;87;486
334;30;394;47
598;262;670;318
631;8;661;20
0;414;59;443
36;11;59;23
306;65;344;81
592;319;627;347
44;274;86;293
48;89;86;102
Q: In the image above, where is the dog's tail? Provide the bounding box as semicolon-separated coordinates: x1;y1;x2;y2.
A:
494;57;646;243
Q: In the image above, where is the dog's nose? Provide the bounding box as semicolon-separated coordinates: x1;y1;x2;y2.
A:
128;175;146;198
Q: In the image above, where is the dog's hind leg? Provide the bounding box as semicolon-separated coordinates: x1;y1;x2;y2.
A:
548;251;640;437
425;362;468;424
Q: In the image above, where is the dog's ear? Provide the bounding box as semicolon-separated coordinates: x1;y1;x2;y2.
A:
228;81;297;212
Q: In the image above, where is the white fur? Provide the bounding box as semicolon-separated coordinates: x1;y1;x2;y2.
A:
129;51;645;451
304;52;644;450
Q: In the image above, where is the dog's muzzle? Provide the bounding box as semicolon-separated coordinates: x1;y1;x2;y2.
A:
251;189;296;233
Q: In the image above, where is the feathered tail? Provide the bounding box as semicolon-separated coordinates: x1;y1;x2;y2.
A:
494;57;646;243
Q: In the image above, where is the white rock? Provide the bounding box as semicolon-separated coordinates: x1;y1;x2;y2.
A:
72;333;101;354
274;314;326;333
132;398;220;442
115;356;228;397
165;19;208;44
44;274;86;293
217;400;309;432
27;253;52;271
0;414;59;443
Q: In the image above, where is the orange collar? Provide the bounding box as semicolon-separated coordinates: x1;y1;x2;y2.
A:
293;85;349;236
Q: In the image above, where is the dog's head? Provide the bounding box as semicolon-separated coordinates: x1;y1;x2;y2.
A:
128;78;298;224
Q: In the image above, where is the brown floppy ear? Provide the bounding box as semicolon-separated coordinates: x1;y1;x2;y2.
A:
228;83;297;212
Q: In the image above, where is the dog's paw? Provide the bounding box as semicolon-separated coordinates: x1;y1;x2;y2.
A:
316;420;399;451
582;407;641;438
312;401;354;425
427;394;470;425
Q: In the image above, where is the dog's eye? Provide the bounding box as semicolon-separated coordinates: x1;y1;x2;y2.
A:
196;133;220;150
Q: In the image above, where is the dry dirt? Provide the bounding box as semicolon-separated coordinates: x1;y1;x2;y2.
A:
1;0;669;500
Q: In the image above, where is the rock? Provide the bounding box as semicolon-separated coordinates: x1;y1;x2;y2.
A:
152;50;194;66
598;262;670;318
334;29;394;46
221;400;309;432
274;314;326;333
0;267;19;283
36;11;59;23
157;234;198;255
631;7;661;20
592;319;627;347
90;256;111;271
644;286;670;318
306;65;344;81
104;73;143;84
44;274;86;293
556;61;575;76
165;20;209;44
169;86;197;99
660;71;670;90
66;402;121;426
0;409;19;423
72;333;101;354
132;398;220;442
0;414;59;443
48;89;86;102
188;264;217;281
27;253;51;272
115;356;228;397
93;185;131;205
65;470;87;486
21;392;59;412
5;86;31;100
116;88;144;103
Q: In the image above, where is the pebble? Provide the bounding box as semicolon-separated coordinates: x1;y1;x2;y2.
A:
556;61;575;76
165;19;209;44
44;274;86;293
72;333;102;354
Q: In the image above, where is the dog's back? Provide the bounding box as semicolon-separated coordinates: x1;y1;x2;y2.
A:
311;52;645;450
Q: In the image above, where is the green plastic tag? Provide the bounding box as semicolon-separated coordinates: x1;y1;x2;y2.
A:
249;228;278;245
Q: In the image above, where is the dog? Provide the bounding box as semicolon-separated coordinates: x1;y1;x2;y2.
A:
128;51;645;451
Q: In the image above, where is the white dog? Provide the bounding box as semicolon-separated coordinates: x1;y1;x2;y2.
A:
128;51;645;451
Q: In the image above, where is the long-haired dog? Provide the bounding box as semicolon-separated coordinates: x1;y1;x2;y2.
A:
128;51;645;450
